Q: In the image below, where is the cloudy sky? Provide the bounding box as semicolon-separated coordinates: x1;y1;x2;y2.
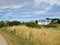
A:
0;0;60;21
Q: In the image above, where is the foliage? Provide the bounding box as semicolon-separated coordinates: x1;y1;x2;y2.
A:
51;18;60;24
7;21;20;26
43;24;57;28
0;21;8;28
23;22;41;28
0;18;60;28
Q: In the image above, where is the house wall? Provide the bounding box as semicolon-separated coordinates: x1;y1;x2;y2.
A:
38;22;50;25
37;19;51;25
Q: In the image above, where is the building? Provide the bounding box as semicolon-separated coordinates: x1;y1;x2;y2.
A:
38;19;51;25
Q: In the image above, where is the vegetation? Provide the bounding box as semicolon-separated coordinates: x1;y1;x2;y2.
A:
52;18;60;24
0;21;8;28
0;18;60;45
0;18;60;28
7;21;20;26
0;25;60;45
22;22;41;28
0;21;41;28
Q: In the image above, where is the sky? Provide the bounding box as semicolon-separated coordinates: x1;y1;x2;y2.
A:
0;0;60;22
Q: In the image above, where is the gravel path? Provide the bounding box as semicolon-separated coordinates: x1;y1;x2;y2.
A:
0;34;8;45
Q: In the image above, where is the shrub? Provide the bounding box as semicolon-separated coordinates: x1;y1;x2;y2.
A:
24;22;41;28
43;24;57;28
0;22;8;28
7;21;20;26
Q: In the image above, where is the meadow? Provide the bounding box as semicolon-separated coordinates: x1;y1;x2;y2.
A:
0;24;60;45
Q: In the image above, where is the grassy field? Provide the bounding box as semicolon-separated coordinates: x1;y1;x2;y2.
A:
0;25;60;45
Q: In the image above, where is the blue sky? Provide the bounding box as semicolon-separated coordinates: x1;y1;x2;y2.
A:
0;0;60;21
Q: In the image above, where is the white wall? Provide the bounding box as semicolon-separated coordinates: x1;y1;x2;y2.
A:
38;22;50;25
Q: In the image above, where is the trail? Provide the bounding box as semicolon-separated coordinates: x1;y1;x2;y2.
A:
0;34;8;45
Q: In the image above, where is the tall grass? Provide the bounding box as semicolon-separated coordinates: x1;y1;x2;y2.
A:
0;25;60;45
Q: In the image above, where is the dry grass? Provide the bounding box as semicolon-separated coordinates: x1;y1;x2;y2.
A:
0;31;15;45
0;25;60;45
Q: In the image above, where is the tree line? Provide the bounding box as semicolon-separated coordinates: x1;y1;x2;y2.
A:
0;18;60;28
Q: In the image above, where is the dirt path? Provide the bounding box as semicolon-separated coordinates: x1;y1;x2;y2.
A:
0;34;8;45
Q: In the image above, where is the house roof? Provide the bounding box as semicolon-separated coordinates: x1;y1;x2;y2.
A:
38;19;51;22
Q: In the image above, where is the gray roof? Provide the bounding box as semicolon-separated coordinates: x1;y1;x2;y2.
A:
38;19;51;22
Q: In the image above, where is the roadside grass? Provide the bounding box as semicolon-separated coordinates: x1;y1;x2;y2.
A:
0;25;60;45
0;30;14;45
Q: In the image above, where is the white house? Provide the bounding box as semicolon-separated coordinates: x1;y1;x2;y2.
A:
38;19;51;25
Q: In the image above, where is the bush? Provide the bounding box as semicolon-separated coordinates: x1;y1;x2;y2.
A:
0;22;8;28
7;21;20;26
23;22;41;28
0;21;41;28
43;24;57;28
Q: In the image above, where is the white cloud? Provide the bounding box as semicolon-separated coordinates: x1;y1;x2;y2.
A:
0;2;28;9
33;0;60;14
34;0;60;6
18;11;46;15
46;12;60;15
32;10;50;14
0;0;60;15
0;5;21;9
